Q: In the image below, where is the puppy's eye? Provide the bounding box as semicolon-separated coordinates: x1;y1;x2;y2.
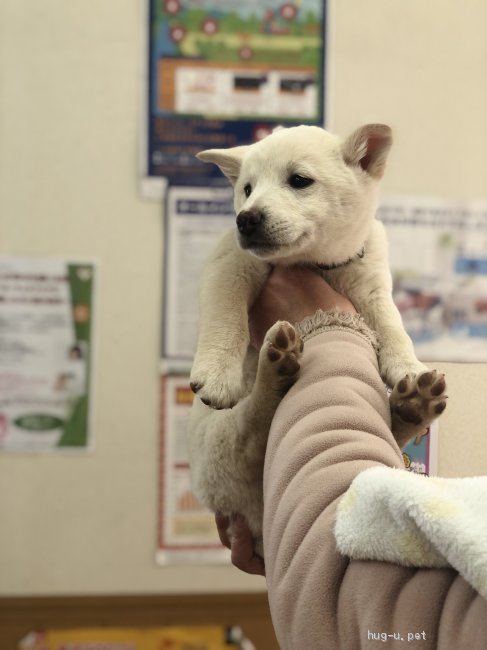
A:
289;174;314;189
244;183;252;198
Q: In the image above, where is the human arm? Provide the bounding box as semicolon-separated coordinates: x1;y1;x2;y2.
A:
220;266;486;650
263;301;487;649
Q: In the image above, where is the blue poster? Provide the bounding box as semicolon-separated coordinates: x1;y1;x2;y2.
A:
148;0;326;185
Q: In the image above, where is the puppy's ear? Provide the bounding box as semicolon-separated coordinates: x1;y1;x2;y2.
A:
196;145;249;185
342;124;392;179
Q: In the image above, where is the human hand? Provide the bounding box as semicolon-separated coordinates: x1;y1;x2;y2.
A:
249;266;357;349
215;513;265;576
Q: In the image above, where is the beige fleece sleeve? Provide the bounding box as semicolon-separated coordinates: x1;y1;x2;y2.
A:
263;312;487;650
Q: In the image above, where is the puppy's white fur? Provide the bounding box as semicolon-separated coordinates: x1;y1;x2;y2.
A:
187;125;447;554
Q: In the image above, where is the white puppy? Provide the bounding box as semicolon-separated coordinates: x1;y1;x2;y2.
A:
187;125;447;555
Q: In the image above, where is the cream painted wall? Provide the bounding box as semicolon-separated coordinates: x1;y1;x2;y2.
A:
0;0;485;596
330;0;487;481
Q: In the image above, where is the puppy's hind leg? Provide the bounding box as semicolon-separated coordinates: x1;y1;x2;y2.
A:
231;320;304;555
188;321;302;555
237;320;304;442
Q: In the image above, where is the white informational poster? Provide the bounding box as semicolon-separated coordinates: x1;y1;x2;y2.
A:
163;185;235;361
378;197;487;361
157;368;230;565
0;256;96;452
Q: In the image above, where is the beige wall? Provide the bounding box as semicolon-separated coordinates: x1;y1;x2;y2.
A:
0;0;486;596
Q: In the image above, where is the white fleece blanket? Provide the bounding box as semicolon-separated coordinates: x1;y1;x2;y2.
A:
334;466;487;600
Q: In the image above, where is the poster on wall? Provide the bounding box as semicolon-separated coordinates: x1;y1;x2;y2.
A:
402;421;438;477
378;196;487;362
0;256;96;453
146;0;327;190
162;185;235;360
157;368;230;564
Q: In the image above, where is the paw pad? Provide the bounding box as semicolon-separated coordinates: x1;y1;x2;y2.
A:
435;401;447;415
276;353;300;377
263;321;303;384
431;376;446;396
396;377;410;394
394;403;423;425
390;369;448;443
274;323;296;350
267;347;281;363
417;371;435;389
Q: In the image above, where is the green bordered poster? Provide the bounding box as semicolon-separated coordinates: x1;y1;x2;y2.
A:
0;256;97;452
146;0;327;188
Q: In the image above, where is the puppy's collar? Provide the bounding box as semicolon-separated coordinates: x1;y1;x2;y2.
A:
313;247;365;271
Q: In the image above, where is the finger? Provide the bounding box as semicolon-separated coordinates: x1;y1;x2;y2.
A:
215;513;231;549
231;518;266;576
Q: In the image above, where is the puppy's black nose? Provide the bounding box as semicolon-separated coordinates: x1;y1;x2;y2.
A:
236;210;263;236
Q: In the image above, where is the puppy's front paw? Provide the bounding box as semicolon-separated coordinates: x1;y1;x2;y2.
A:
190;360;244;410
390;370;447;448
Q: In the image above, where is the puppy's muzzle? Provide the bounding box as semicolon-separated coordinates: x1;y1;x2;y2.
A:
236;210;264;237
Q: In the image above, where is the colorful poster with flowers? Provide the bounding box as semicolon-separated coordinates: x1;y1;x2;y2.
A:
147;0;326;185
0;256;96;452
